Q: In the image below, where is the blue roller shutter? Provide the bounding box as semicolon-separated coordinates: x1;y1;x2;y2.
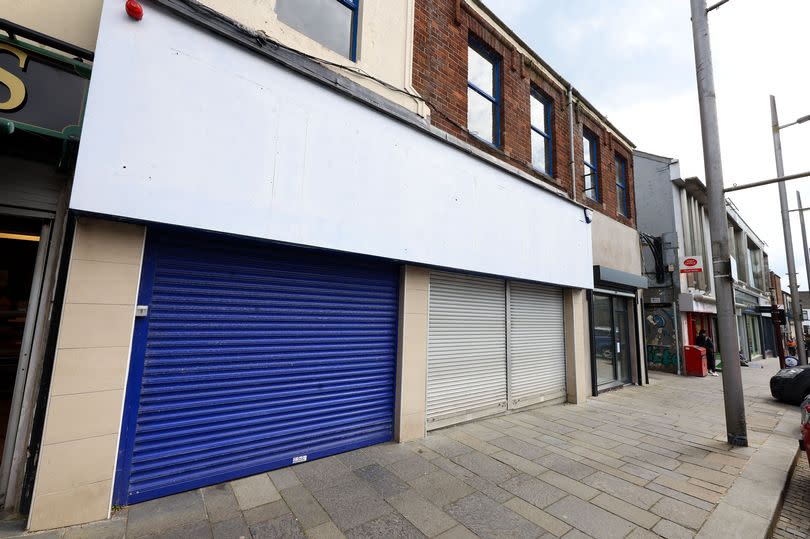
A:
114;230;398;504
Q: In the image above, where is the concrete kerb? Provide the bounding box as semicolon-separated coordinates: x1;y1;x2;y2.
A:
696;411;801;539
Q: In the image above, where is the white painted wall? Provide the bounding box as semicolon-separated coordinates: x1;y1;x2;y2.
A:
70;0;593;289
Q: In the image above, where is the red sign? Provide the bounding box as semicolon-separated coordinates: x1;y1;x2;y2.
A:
680;256;703;274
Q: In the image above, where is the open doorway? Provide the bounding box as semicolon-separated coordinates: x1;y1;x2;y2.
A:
0;217;44;457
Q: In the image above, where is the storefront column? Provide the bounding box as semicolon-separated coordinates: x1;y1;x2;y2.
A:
564;289;590;403
28;218;145;531
394;266;428;442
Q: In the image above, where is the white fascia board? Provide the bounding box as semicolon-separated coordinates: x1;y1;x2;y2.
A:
70;0;593;289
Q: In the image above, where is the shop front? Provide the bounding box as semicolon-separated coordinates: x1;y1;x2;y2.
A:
590;266;647;393
0;24;90;513
736;290;767;362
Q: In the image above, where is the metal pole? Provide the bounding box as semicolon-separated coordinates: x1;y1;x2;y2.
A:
724;170;810;193
771;96;807;365
690;0;747;446
798;191;810;346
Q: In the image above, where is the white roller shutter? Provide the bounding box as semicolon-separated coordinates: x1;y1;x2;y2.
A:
508;282;566;408
427;271;506;429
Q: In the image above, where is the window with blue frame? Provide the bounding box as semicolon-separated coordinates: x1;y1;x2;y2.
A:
583;129;599;201
275;0;360;60
530;89;553;175
615;153;629;217
467;37;501;146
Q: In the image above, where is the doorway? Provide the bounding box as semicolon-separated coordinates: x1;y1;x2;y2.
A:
0;217;45;456
593;293;632;389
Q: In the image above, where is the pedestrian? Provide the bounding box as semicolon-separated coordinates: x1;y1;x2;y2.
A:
696;329;719;376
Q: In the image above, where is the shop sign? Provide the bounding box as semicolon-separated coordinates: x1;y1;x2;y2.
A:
0;38;90;138
679;256;703;274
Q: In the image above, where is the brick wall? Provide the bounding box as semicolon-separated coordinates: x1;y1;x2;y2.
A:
412;0;636;227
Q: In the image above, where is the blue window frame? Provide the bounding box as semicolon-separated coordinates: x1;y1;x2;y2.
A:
615;153;629;217
467;36;501;147
530;89;553;175
275;0;360;61
583;128;599;201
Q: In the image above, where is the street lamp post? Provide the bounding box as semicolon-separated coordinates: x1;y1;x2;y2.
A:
771;96;807;365
690;0;747;446
798;192;810;342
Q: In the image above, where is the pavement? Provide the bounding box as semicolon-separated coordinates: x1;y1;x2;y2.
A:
773;448;809;538
8;356;801;539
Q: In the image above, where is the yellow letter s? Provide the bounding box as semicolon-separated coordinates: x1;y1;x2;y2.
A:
0;44;28;112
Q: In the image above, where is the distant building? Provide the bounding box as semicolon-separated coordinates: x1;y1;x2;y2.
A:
634;151;773;371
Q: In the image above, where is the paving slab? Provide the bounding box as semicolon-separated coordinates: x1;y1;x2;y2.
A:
364;443;418;466
545;495;635;539
310;474;393;531
305;521;345;539
489;436;551;460
146;520;212;539
408;469;476;508
280;485;331;529
343;511;424;539
230;474;281;510
490;450;547;476
653;519;694;539
62;518;126;539
500;474;567;509
295;457;352;492
433;524;479;539
445;492;544;539
649;497;708;531
250;514;306;539
242;500;291;526
536;454;596;481
591;493;660;529
462;476;514;503
210;516;249;539
126;490;207;539
268;468;301;491
503;497;572;537
451;451;519;484
354;464;411;499
386;489;457;537
201;483;241;524
538;470;600;501
582;472;662;509
386;455;438;482
419;435;474;458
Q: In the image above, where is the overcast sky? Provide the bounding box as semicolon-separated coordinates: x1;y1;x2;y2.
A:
482;0;810;293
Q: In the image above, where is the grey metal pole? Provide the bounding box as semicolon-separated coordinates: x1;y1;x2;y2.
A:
798;191;810;343
690;0;747;446
771;96;807;365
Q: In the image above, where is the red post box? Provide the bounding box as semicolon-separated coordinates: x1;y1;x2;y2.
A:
684;345;708;377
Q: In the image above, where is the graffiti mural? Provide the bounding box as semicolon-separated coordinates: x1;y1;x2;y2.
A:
645;305;679;373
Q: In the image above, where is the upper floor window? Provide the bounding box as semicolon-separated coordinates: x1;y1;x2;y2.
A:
530;89;553;175
615;154;629;216
467;37;501;146
583;129;599;201
276;0;359;60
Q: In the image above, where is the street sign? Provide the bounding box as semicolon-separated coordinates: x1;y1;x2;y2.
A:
679;256;704;274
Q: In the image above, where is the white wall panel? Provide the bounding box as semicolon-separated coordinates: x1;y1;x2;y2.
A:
70;0;593;288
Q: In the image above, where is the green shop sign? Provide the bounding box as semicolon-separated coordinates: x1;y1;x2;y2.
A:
0;35;90;139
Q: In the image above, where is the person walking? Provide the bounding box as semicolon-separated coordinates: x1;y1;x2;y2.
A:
696;329;719;376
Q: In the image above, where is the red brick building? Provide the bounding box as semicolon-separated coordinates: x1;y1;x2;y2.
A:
412;0;636;229
412;0;647;392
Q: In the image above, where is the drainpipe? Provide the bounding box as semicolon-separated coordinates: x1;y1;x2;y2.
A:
567;84;577;202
